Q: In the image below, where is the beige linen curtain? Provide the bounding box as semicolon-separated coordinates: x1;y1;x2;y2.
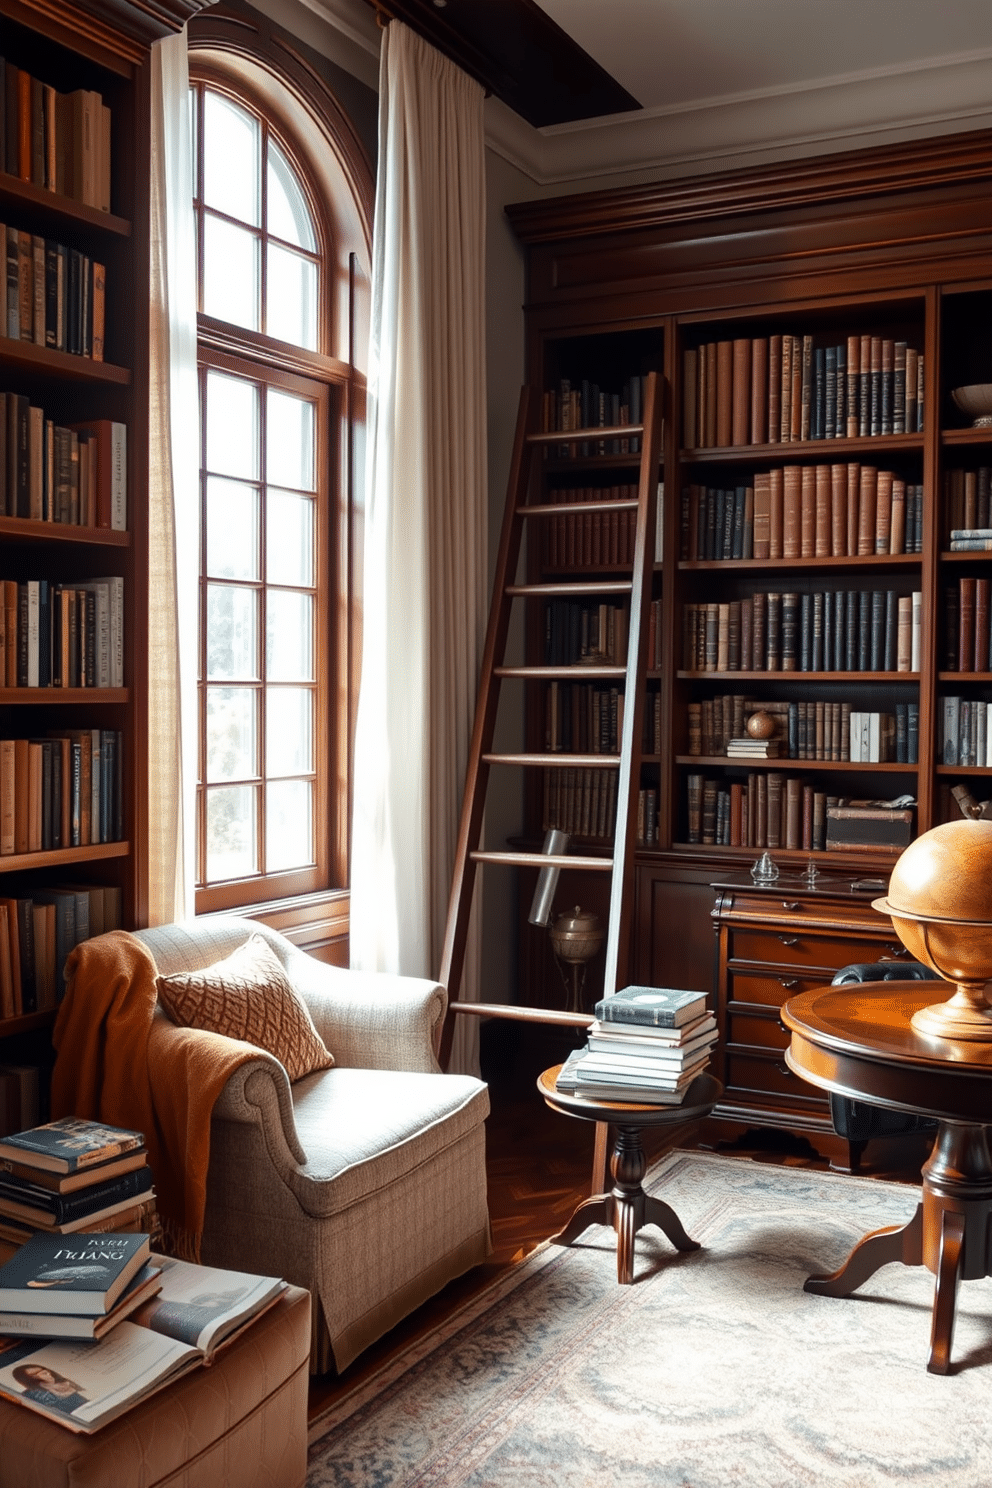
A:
147;31;198;925
350;21;488;1075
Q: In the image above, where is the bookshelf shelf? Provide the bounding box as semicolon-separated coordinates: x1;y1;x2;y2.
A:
0;517;130;546
0;336;131;383
678;554;921;572
675;756;917;773
676;671;920;682
0;688;128;704
0;841;129;872
683;433;925;463
0;173;131;235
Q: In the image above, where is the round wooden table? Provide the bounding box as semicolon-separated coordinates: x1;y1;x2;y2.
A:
537;1066;722;1284
782;979;992;1374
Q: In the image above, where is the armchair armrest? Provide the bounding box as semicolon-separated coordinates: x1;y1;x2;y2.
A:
278;947;445;1073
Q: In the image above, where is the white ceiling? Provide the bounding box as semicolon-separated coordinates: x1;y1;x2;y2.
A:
304;0;992;188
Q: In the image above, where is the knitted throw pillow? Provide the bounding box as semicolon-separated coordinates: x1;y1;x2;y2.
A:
156;933;334;1082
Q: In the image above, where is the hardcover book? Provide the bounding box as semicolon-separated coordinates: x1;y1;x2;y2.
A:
0;1231;150;1314
594;985;707;1028
0;1263;161;1341
0;1118;144;1175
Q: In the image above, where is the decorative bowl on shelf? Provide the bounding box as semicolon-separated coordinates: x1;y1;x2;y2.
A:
951;384;992;428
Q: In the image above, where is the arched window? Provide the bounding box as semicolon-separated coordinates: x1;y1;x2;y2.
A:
187;17;371;921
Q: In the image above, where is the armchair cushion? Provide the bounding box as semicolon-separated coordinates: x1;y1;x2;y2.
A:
156;932;334;1083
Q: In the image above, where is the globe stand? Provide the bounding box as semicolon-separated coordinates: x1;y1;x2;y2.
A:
910;983;992;1041
872;900;992;1042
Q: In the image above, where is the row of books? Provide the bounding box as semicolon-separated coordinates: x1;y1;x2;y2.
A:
682;590;923;674
685;775;914;851
2;396;126;527
542;483;638;568
941;697;992;768
1;62;112;210
3;223;105;359
679;466;924;562
1;730;125;853
682;334;925;450
544;599;630;667
541;375;647;458
0;884;122;1019
0;577;125;688
688;696;920;764
545;681;639;755
556;986;716;1105
944;578;992;673
943;468;992;540
0;1120;152;1248
950;529;992;552
540;767;660;847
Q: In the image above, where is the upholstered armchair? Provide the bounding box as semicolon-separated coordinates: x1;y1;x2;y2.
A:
85;917;492;1374
829;960;939;1171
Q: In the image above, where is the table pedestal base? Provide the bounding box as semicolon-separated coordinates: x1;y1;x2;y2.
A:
804;1120;992;1373
549;1124;700;1284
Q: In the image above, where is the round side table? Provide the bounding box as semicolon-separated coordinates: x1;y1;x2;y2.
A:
537;1066;722;1284
783;979;992;1374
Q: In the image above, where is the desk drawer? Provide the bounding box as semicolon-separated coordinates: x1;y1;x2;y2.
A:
728;968;839;1008
729;928;897;970
726;1010;790;1051
725;1049;826;1106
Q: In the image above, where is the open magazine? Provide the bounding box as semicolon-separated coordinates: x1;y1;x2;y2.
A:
0;1256;285;1433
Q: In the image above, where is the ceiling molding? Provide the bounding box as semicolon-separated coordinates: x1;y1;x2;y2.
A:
484;49;992;189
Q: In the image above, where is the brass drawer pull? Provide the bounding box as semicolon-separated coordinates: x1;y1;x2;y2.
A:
779;978;798;989
778;935;799;947
782;901;801;911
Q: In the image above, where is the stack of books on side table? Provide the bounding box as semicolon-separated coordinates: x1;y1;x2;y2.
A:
556;986;718;1104
0;1241;286;1432
0;1118;160;1263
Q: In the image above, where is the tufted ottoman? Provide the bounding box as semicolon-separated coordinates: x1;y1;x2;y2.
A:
0;1283;310;1488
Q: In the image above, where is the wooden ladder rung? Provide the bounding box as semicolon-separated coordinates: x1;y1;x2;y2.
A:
470;849;614;871
494;666;627;680
519;499;639;518
525;422;645;445
482;752;620;767
506;581;633;598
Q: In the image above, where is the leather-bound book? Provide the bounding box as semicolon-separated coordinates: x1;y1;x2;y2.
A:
905;347;919;434
869;589;885;671
812;590;824;672
687;701;702;755
869;336;883;436
779;334;794;442
908;701;919;764
716;602;730;672
857;464;877;556
964;470;978;531
769;466;784;559
701;777;718;844
790;335;803;442
846;463;860;557
739;597;753;671
706;487;719;560
783;465;802;558
766;771;783;849
893;341;907;434
857;589;871;670
813;345;827;440
889;477;906;555
767;335;782;443
976;578;990;672
880;338;894;435
727;600;742;672
751;338;769;444
843;590;857;671
815;464;831;556
752;591;767;672
781;592;799;671
704;602;720;672
835;340;847;437
830;464;847;556
943;585;959;671
697;345;709;447
743;484;755;559
858;333;872;436
732;338;751;446
822;588;834;671
846;335;861;436
704;342;718;447
683;349;698;449
752;472;771;559
959;576;976;672
766;591;781;671
875;468;893;554
800;334;813;440
801;465;817;556
716;340;734;447
686;773;703;843
884;588;898;672
801;783;814;850
785;775;802;849
978;466;991;529
729;782;743;847
799;592;812;672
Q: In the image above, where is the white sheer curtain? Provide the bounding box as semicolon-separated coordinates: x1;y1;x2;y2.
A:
350;21;488;1076
147;31;198;926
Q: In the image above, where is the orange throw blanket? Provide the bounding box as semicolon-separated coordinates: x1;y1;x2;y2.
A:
51;931;260;1260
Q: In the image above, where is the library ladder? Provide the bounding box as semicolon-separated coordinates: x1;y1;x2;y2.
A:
439;372;665;1187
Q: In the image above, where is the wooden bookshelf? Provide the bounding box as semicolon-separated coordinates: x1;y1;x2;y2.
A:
0;0;205;1131
507;128;992;1144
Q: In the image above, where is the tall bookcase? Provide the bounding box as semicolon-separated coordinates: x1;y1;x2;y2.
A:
0;0;200;1130
507;131;992;1144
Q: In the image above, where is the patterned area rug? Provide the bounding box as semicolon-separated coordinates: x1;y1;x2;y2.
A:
307;1150;992;1487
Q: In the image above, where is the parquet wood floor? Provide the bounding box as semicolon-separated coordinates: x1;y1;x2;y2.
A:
307;1022;929;1421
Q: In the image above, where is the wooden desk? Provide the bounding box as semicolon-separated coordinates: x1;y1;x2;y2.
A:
782;980;992;1374
537;1067;722;1283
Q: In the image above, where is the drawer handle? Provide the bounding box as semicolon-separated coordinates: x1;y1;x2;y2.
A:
782;901;801;911
778;935;799;947
779;978;798;989
882;945;911;958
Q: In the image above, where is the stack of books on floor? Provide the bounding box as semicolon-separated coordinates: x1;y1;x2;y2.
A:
0;1239;286;1432
556;985;718;1104
0;1117;159;1264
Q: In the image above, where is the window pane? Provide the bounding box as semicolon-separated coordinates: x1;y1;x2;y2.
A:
267;491;313;587
203;91;260;226
207;785;257;879
266;779;313;871
206;372;259;480
206;686;257;782
266;389;315;491
206;478;259;580
267;141;315;251
204;214;260;330
207;584;259;680
267;244;317;350
266;590;313;682
266;687;312;776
